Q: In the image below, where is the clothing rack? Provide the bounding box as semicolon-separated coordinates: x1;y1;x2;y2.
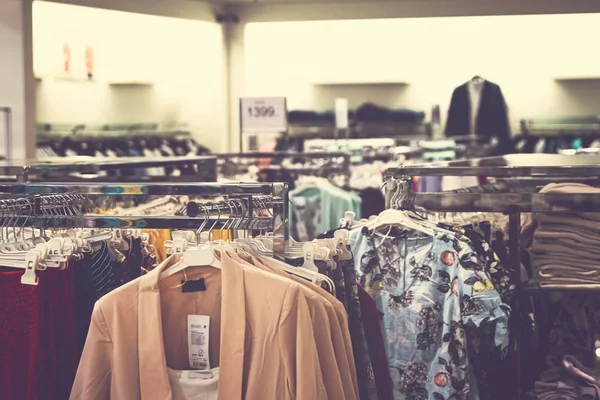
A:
0;156;218;182
0;181;288;257
218;151;352;186
521;117;600;136
383;153;600;400
287;122;432;139
383;154;600;272
37;122;190;141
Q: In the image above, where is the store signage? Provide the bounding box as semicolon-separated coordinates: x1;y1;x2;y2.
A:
335;98;349;129
240;97;288;132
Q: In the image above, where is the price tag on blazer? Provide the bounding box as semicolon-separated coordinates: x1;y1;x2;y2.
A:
240;97;288;132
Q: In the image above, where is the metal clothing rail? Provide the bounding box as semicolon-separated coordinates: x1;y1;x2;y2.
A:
217;151;351;159
8;216;275;231
384;153;600;178
0;182;286;196
0;156;218;182
0;182;289;258
521;117;600;136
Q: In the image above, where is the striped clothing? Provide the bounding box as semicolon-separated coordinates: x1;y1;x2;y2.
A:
91;241;116;299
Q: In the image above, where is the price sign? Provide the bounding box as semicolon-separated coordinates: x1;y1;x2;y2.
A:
240;97;288;132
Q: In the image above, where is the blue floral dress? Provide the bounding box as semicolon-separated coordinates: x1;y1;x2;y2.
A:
352;227;510;400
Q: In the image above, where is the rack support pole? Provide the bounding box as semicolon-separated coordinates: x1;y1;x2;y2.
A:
272;183;288;260
508;212;522;399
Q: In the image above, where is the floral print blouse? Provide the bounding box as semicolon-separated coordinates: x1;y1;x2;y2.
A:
352;227;510;400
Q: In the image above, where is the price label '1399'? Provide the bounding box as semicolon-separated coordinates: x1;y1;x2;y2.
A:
240;97;287;132
248;106;275;118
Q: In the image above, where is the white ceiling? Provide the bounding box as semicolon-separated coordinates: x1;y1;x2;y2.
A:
211;0;416;3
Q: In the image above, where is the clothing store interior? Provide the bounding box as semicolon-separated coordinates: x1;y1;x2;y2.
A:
3;1;600;399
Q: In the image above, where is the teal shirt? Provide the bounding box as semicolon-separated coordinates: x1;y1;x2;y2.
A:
289;184;361;240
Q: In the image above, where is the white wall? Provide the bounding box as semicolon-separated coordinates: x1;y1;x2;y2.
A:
243;14;600;134
0;0;36;160
33;1;228;152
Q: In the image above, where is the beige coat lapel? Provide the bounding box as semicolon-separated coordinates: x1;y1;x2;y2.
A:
139;257;172;399
218;253;246;399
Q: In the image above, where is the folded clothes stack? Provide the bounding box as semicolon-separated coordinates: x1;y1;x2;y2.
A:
535;355;600;400
521;183;600;289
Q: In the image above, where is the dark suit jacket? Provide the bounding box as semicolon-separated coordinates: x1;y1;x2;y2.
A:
445;80;511;152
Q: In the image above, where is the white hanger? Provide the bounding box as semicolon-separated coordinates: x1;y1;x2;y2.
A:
301;242;319;272
339;211;355;228
333;230;353;260
160;204;223;279
365;209;434;236
256;248;335;293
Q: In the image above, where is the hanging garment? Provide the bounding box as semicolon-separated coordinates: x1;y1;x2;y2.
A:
359;287;394;400
0;268;46;400
91;241;117;299
124;236;143;282
445;80;510;153
290;182;361;241
333;255;378;400
439;223;517;305
353;227;510;400
228;250;360;400
0;265;78;400
359;187;386;219
71;252;348;400
74;255;96;357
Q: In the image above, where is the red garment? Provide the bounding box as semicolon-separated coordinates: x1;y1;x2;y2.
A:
45;265;78;400
0;268;46;400
0;265;78;400
478;175;488;186
358;287;394;400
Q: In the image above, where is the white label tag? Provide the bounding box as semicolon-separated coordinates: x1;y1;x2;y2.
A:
188;315;210;370
240;97;288;132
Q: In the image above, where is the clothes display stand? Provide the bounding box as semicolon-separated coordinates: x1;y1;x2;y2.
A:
0;155;218;182
513;117;600;154
0;181;288;257
383;153;600;399
218;151;353;186
0;181;299;400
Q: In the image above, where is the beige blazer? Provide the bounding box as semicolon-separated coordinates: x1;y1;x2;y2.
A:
229;251;359;400
70;252;337;399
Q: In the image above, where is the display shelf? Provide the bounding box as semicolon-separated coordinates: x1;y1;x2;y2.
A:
109;80;154;86
553;74;600;81
35;74;95;82
312;80;409;86
385;154;600;177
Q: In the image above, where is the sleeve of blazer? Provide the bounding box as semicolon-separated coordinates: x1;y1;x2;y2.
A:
444;87;460;136
304;291;349;400
494;85;511;152
70;303;113;400
279;284;328;400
